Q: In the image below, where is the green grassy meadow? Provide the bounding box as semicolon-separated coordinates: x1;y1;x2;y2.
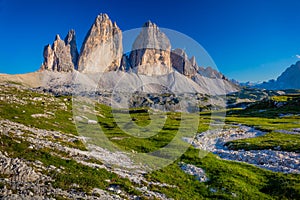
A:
0;84;300;199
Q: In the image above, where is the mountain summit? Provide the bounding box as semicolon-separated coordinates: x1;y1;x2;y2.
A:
129;21;172;76
276;61;300;89
37;13;237;95
40;30;78;72
78;13;123;73
257;61;300;90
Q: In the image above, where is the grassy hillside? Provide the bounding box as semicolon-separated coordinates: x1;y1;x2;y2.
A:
0;83;299;199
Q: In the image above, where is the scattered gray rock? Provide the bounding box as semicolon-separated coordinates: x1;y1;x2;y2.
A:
179;162;208;182
188;125;300;174
31;113;51;118
87;119;98;124
275;129;300;135
0;119;172;199
293;128;300;132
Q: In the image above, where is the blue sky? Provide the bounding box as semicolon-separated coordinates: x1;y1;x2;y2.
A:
0;0;299;82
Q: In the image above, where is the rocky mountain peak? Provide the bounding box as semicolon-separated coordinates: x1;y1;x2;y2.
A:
129;21;172;76
143;20;157;28
277;61;300;82
190;56;197;67
171;48;197;77
40;30;78;72
38;13;235;93
198;66;225;79
55;34;61;41
95;13;109;24
64;29;75;44
77;13;122;73
64;29;79;70
279;61;300;87
258;61;300;89
133;21;169;50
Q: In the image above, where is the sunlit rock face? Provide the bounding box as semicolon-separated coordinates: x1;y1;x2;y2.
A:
129;21;173;76
41;30;78;72
78;13;123;73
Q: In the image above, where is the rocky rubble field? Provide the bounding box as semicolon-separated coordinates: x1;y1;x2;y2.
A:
187;125;300;173
0;119;175;199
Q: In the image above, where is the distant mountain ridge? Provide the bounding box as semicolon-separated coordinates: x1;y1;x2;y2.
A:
256;61;300;90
